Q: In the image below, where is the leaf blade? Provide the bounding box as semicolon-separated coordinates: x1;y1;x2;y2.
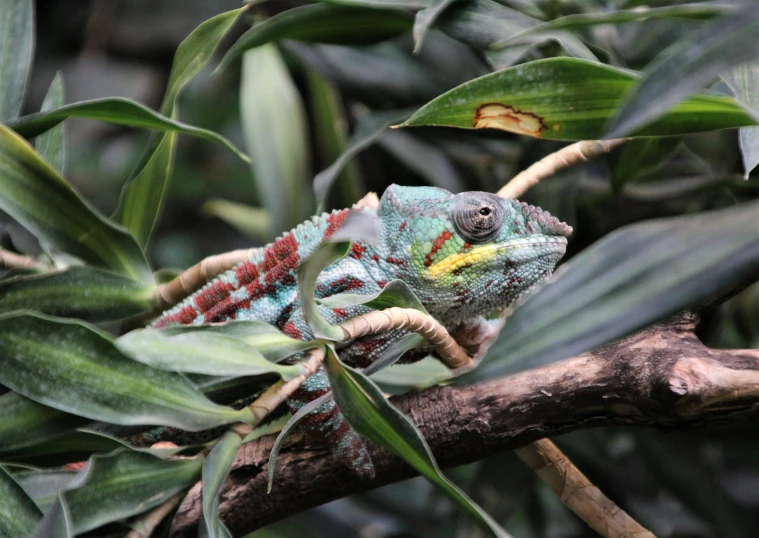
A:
401;58;757;140
0;0;34;121
35;72;66;174
468;200;759;381
604;4;759;139
0;312;252;430
0;124;152;282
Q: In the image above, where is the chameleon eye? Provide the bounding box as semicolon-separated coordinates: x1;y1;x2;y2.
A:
453;192;503;243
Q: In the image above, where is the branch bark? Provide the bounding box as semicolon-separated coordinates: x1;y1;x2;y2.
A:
170;313;759;537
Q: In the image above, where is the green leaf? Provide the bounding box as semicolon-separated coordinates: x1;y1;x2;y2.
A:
153;320;318;363
29;497;73;538
401;58;757;140
0;429;128;468
494;3;737;45
314;108;415;207
0;124;152;282
413;0;458;54
298;242;353;340
200;432;242;538
609;137;683;192
62;449;203;534
0;392;88;454
116;129;177;247
604;3;759;139
0;312;252;430
14;470;75;514
115;8;245;248
468;200;759;381
0;0;33;121
219;4;413;71
324;348;512;538
241;44;313;236
722;61;759;178
308;69;362;209
370;355;450;387
267;393;332;493
0;266;155;321
202;198;271;240
116;327;306;379
320;279;429;314
298;211;379;339
0;465;42;536
435;0;596;67
8;97;248;161
36;72;66;174
318;0;430;8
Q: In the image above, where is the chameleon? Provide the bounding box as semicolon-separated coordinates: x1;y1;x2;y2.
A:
149;184;572;479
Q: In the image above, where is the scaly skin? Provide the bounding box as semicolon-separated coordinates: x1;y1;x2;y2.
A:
149;185;572;478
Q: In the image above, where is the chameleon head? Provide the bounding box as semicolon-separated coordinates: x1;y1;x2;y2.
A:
376;185;572;323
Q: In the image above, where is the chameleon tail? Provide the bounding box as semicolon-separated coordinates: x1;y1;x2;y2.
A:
289;366;375;480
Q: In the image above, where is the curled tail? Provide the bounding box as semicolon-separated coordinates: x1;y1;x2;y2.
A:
288;366;375;479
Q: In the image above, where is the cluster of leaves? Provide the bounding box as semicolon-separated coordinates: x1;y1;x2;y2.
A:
1;0;758;537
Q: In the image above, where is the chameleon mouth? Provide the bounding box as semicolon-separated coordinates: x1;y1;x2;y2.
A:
427;236;567;276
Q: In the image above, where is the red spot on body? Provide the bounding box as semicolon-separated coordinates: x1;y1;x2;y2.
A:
332;307;348;318
377;280;387;288
399;221;407;231
371;255;380;262
324;209;351;239
282;321;302;339
386;257;404;265
425;231;453;267
351;243;366;259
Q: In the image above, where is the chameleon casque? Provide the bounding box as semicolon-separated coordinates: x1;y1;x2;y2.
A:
149;185;572;479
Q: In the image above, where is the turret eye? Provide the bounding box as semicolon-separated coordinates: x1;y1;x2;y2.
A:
453;193;503;243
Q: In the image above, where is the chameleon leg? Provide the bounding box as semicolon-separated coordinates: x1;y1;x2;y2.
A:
288;366;375;479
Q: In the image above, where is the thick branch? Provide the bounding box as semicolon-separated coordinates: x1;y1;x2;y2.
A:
170;314;759;537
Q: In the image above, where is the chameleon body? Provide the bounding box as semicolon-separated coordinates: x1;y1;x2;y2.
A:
150;185;572;479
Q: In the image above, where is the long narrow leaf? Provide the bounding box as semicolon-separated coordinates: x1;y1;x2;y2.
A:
116;328;305;379
219;4;412;71
29;496;73;538
241;44;313;236
0;392;88;453
308;69;362;209
468;200;759;381
722;62;759;177
200;432;242;538
324;348;512;538
0;124;152;282
0;0;33;120
152;320;318;362
0;312;252;430
401;58;757;140
0;266;155;321
0;465;42;536
36;72;66;174
8;97;247;161
62;449;203;534
605;3;759;138
115;8;245;248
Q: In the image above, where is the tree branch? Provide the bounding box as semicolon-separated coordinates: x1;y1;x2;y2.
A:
170;313;759;537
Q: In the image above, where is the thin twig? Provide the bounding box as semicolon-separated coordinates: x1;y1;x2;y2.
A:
497;139;629;199
339;306;472;368
237;347;327;432
125;493;183;538
0;248;48;271
515;439;655;538
152;248;260;312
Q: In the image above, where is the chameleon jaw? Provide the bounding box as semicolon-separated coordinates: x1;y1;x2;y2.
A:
426;236;567;276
